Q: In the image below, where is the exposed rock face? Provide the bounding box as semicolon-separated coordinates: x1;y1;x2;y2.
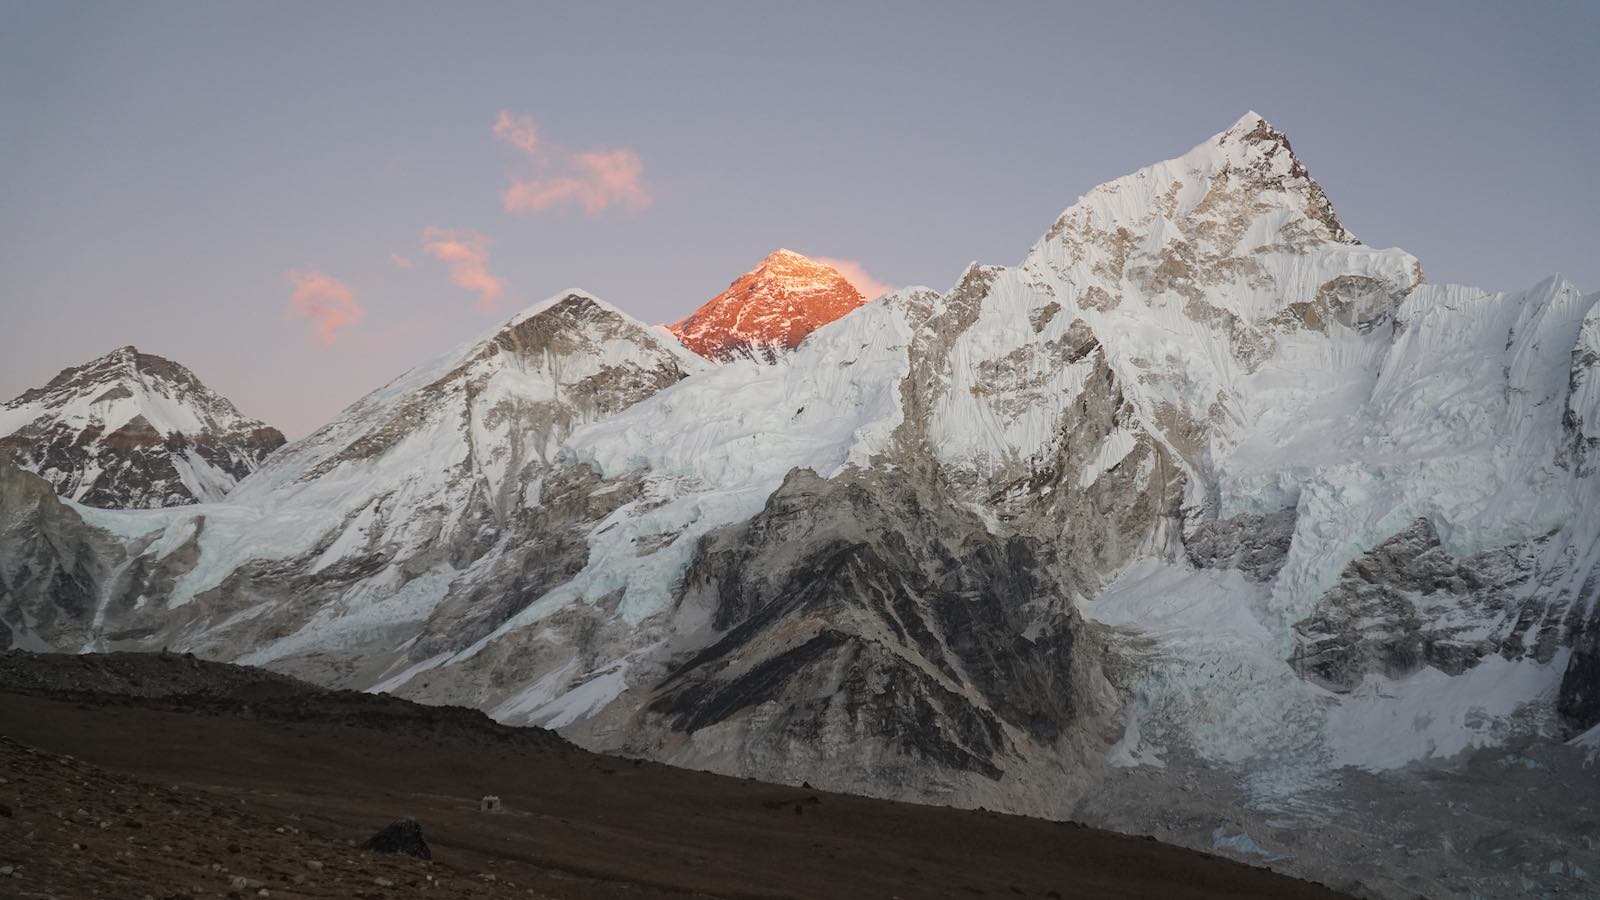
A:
0;346;284;508
1185;509;1297;582
1560;302;1600;475
627;467;1110;814
1289;519;1547;692
0;461;120;651
669;249;867;363
1559;606;1600;732
0;460;219;652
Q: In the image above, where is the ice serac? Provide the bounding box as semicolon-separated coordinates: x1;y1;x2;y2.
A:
0;346;285;508
668;249;867;363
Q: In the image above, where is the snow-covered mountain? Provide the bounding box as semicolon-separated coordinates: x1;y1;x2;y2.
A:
2;114;1597;898
669;249;866;362
0;346;284;508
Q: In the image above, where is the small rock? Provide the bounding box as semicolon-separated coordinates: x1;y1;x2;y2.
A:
361;817;431;860
305;860;323;871
228;842;242;854
0;865;15;876
374;877;393;887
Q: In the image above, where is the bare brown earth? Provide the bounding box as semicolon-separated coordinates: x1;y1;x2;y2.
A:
0;652;1353;900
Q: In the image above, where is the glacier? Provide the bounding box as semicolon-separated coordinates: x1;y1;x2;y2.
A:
2;112;1597;899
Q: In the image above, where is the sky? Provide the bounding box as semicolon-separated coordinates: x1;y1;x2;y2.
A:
2;1;1597;437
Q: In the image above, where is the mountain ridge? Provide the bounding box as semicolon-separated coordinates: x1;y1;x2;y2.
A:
1;112;1595;900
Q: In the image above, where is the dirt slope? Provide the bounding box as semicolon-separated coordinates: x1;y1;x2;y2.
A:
0;651;1352;900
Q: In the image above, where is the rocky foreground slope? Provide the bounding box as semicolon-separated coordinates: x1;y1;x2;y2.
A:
0;650;1352;900
1;113;1597;899
0;345;284;508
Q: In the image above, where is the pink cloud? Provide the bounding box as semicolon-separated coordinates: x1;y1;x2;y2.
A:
493;110;541;155
815;257;894;301
503;148;651;216
389;253;415;269
502;176;585;213
494;110;651;217
421;227;505;310
572;148;651;213
287;269;362;345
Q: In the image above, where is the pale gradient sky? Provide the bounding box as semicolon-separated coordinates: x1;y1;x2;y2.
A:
2;1;1596;436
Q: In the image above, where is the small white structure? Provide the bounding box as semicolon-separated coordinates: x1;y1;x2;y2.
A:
479;794;502;813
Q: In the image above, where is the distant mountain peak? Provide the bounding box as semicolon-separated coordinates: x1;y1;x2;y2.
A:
0;346;284;508
669;249;867;363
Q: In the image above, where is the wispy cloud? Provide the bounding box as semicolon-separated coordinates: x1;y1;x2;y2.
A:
287;269;362;345
492;110;541;155
504;148;651;216
422;227;504;310
494;109;652;217
389;252;415;269
816;257;894;301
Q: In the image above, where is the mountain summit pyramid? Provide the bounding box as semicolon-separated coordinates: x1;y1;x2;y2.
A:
0;345;285;508
669;249;868;362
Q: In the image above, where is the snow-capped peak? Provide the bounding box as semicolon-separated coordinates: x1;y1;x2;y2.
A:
668;249;868;363
225;288;697;536
1042;111;1357;257
6;345;256;433
0;345;284;507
